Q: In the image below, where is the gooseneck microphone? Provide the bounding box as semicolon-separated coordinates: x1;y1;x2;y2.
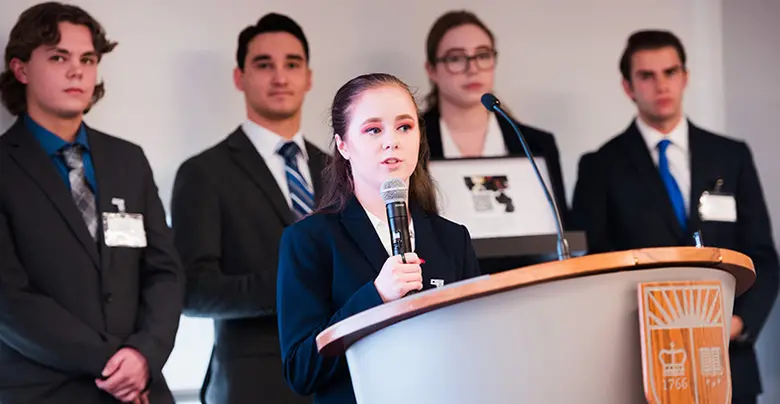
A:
480;93;571;260
380;178;412;261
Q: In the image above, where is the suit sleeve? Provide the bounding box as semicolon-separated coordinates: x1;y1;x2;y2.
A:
572;152;614;253
277;223;384;396
0;207;122;376
460;225;482;279
732;143;779;340
122;148;185;376
170;159;277;319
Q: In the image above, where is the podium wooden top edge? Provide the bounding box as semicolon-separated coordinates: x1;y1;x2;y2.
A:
315;246;755;357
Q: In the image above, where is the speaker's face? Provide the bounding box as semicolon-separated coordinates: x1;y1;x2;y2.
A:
336;85;421;193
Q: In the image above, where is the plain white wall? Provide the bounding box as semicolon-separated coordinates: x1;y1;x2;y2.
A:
0;0;731;394
722;1;780;402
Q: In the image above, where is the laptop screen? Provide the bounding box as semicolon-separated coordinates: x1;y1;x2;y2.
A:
429;156;558;239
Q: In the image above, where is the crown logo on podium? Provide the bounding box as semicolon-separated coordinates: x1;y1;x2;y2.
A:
659;343;687;377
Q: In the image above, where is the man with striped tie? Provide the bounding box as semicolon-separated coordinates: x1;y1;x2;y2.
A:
572;30;778;404
170;13;327;404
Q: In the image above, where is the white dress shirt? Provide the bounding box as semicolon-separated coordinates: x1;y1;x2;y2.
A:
242;120;313;209
636;116;691;213
440;112;508;158
363;205;416;256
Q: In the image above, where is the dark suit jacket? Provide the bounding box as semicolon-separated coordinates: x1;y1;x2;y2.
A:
277;196;482;404
572;120;779;399
170;127;327;404
0;118;184;403
423;108;570;273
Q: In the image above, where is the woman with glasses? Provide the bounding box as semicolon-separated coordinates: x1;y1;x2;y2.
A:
422;10;570;271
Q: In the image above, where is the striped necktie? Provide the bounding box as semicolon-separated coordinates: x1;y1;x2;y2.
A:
657;139;687;230
277;141;314;219
61;144;98;239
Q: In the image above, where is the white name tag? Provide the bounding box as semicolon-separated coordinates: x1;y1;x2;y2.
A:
102;198;147;247
698;192;737;223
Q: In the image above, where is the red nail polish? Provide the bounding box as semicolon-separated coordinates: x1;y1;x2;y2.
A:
419;258;426;264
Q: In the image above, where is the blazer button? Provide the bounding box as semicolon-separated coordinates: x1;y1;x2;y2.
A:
104;293;113;304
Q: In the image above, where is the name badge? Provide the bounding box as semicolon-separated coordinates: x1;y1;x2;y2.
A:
698;191;737;223
103;198;147;248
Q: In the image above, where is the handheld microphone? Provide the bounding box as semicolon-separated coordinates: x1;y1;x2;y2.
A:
480;93;571;260
380;178;412;261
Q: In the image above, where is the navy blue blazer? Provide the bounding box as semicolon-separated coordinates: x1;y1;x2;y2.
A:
277;196;482;404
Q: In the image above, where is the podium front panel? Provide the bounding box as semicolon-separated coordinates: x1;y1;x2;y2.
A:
344;266;736;404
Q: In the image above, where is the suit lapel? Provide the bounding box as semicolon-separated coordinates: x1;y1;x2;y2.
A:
228;128;294;226
340;197;388;274
305;141;327;202
622;122;685;240
687;122;711;239
496;112;525;155
87;127;115;271
408;204;447;289
4;119;100;268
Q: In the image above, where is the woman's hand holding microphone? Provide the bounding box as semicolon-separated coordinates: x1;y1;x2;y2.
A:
374;252;424;302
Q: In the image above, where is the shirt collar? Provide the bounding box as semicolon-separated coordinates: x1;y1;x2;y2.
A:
487;112;502;138
439;112;504;158
364;208;383;228
241;119;308;160
24;114;89;157
636;115;689;153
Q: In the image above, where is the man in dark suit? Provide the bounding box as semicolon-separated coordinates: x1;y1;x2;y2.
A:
170;13;326;404
572;30;778;404
0;3;184;403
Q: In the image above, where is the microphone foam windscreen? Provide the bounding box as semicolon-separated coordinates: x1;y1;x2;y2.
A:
380;178;407;204
481;93;499;110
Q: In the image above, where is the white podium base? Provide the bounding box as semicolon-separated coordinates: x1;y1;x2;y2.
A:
345;266;735;404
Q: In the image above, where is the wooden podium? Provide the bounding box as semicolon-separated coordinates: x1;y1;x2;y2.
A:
316;247;755;404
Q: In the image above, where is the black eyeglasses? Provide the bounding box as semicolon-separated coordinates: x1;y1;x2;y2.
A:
434;49;498;74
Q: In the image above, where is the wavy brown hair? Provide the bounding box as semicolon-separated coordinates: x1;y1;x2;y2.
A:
316;73;438;214
0;2;117;116
424;10;494;112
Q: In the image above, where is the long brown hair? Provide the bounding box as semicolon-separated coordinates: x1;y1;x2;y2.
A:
0;2;117;116
424;10;495;112
316;73;438;215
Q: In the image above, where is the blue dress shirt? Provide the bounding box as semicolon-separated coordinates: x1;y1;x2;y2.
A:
24;114;98;196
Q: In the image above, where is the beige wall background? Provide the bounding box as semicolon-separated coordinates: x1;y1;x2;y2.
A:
722;1;780;402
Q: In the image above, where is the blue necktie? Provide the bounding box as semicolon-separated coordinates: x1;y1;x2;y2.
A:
277;142;314;219
657;139;686;230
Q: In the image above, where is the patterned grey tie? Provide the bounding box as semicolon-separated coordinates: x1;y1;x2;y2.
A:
61;145;98;240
